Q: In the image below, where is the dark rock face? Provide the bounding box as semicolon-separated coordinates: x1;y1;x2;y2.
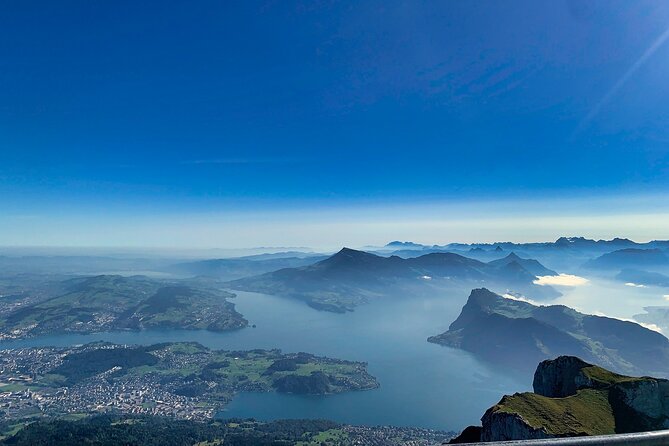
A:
533;356;596;397
609;379;669;433
481;406;553;442
448;425;482;443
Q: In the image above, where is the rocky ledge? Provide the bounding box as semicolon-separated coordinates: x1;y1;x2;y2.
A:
450;355;669;443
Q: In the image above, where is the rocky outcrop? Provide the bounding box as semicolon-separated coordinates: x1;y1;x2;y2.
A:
452;356;669;442
481;402;552;441
533;356;606;397
609;379;669;433
447;425;482;444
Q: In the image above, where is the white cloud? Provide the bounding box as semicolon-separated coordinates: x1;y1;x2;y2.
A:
502;293;539;306
631;320;663;334
664;295;669;302
625;282;647;288
534;274;589;287
593;312;663;334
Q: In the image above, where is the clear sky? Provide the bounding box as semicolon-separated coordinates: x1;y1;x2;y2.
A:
2;1;669;249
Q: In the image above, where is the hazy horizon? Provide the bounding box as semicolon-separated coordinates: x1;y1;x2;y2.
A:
3;192;669;250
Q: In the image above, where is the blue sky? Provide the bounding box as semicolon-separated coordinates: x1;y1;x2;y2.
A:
2;1;669;248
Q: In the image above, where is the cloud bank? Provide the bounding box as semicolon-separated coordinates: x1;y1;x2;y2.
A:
534;274;589;287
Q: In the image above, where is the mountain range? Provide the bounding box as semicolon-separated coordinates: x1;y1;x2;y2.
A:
376;237;669;272
616;268;669;287
386;237;669;254
585;248;669;271
169;252;327;280
227;248;561;312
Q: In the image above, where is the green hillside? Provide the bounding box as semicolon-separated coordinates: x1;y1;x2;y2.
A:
493;389;615;436
0;275;247;339
451;356;669;443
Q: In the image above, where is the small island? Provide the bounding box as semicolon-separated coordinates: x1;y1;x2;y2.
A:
0;342;379;420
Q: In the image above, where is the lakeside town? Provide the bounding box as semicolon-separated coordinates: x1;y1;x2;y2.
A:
0;342;378;422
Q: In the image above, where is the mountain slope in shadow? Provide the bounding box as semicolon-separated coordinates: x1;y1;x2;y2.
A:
429;288;669;379
227;248;561;312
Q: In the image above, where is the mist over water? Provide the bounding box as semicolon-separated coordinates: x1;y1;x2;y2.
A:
552;277;668;325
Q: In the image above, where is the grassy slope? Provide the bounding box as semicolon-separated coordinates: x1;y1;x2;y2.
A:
0;276;246;337
581;365;645;386
491;365;652;437
493;389;615;436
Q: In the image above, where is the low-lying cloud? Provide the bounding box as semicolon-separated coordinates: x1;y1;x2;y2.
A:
502;293;540;306
623;318;663;334
625;282;647;288
638;322;664;333
534;274;589;287
592;311;663;334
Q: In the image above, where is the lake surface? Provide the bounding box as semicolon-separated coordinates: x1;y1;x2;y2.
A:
0;278;666;430
0;288;525;430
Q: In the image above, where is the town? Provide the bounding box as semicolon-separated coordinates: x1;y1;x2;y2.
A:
0;342;378;422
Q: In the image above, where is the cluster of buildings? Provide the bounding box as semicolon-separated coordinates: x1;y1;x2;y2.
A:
0;346;217;421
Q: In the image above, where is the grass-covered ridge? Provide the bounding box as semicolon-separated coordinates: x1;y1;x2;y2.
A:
493;389;615;436
581;365;645;386
470;356;669;442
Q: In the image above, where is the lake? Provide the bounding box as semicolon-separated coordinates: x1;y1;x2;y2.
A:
0;277;665;431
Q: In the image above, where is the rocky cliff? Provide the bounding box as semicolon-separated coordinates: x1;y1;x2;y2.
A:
450;356;669;443
480;402;555;441
532;355;612;397
430;288;669;379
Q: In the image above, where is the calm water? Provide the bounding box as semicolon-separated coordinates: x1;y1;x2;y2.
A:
0;278;665;430
0;289;525;430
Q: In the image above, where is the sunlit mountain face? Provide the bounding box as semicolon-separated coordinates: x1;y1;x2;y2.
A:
1;1;669;444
